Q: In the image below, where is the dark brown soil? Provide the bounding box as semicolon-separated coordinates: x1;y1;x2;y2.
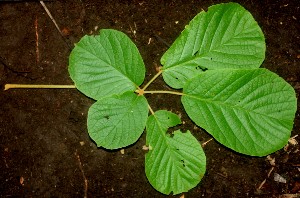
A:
0;0;299;197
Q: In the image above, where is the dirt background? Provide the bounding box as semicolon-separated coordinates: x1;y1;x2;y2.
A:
0;0;299;197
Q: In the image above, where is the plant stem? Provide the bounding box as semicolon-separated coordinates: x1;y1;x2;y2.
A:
148;104;155;115
142;70;163;91
4;84;76;91
143;90;184;96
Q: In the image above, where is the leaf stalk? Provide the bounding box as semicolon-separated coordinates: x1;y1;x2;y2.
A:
4;84;76;91
143;90;184;96
142;70;163;91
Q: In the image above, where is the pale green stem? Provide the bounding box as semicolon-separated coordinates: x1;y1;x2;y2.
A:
148;104;155;115
143;90;184;96
4;84;76;91
142;70;163;91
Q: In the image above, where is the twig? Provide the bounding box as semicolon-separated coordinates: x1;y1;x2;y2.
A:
40;1;63;37
202;138;213;147
75;150;88;198
258;166;274;190
216;172;228;178
35;16;40;64
40;1;72;49
291;164;300;167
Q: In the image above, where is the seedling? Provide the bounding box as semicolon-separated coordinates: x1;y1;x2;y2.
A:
5;2;297;195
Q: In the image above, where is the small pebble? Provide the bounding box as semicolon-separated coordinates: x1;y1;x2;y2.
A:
120;149;125;154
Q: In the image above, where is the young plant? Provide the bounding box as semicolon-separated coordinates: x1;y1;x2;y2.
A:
6;2;296;195
68;2;297;195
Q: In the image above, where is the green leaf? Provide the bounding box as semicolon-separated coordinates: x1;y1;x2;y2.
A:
161;3;265;89
145;110;206;195
87;92;149;149
182;69;297;156
69;29;145;100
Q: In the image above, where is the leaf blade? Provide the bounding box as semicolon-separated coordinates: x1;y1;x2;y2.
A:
145;110;206;195
161;3;266;88
182;69;297;156
87;92;149;149
69;29;145;100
